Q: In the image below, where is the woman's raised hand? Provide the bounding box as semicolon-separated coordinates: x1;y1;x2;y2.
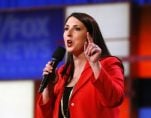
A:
84;32;102;63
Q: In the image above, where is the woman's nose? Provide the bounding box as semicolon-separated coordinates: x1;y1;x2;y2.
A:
66;29;72;37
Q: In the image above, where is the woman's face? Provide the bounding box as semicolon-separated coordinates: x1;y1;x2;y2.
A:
63;16;87;56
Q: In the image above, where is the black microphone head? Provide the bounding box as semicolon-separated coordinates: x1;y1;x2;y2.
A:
52;46;66;62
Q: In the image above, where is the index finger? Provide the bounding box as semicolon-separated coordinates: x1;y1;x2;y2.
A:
87;32;93;43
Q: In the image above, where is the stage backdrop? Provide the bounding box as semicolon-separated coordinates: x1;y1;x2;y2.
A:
0;8;64;80
0;0;150;9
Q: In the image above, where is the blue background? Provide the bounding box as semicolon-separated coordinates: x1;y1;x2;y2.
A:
0;0;151;9
0;9;64;79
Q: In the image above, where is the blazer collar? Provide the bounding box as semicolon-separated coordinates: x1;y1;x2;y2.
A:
70;61;92;98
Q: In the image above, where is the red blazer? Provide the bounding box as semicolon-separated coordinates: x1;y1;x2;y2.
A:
36;56;125;118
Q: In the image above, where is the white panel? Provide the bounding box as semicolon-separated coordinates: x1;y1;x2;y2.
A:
106;40;129;56
0;81;34;118
65;3;130;39
123;62;129;76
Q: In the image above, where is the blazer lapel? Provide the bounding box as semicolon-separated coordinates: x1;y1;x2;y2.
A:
71;61;92;98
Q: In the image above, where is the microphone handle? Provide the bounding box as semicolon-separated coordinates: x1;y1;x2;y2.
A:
38;60;57;93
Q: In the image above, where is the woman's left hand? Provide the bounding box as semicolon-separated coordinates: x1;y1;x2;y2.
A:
84;32;102;63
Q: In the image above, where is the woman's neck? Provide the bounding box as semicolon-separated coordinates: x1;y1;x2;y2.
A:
73;53;87;68
66;53;87;87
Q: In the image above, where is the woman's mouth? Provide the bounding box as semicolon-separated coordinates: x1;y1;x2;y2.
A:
67;40;72;47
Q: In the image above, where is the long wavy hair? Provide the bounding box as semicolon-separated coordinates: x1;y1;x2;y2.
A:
62;12;111;82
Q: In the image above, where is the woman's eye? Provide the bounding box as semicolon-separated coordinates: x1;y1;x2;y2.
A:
64;27;68;31
75;27;81;31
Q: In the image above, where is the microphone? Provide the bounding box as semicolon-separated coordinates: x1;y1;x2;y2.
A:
38;46;66;93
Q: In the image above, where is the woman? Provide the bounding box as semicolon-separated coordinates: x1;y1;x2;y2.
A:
36;12;125;118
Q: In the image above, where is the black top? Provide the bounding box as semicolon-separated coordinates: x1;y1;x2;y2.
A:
59;87;73;118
